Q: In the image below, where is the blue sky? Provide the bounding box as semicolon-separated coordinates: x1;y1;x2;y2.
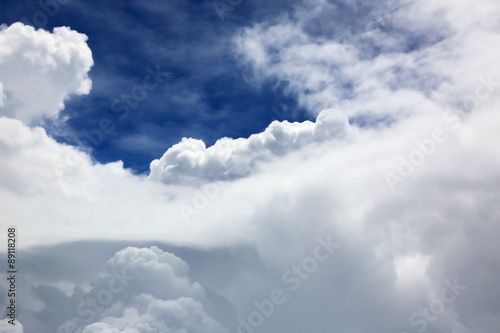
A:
1;0;500;333
1;0;310;173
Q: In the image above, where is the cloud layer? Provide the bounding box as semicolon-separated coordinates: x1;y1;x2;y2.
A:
1;0;500;331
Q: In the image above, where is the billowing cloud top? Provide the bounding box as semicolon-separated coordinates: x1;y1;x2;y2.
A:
0;23;93;123
43;246;228;333
149;109;349;184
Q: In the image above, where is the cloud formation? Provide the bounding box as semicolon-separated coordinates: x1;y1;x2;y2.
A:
20;246;230;333
0;23;93;123
149;108;349;184
81;294;226;333
1;0;500;331
0;318;23;332
234;0;500;121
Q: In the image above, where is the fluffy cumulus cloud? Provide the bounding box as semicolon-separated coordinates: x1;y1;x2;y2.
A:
0;23;93;123
8;246;229;333
82;295;226;333
149;109;349;184
97;246;206;301
0;319;23;332
1;0;500;332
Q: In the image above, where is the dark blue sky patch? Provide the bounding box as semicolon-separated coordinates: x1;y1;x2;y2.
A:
0;0;434;174
1;0;313;174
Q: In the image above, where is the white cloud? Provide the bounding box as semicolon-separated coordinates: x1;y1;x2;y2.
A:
4;101;499;331
15;246;231;333
148;108;349;184
73;247;227;333
0;319;23;333
99;246;205;301
394;253;430;289
82;294;227;333
233;0;500;121
0;82;6;107
0;23;93;123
